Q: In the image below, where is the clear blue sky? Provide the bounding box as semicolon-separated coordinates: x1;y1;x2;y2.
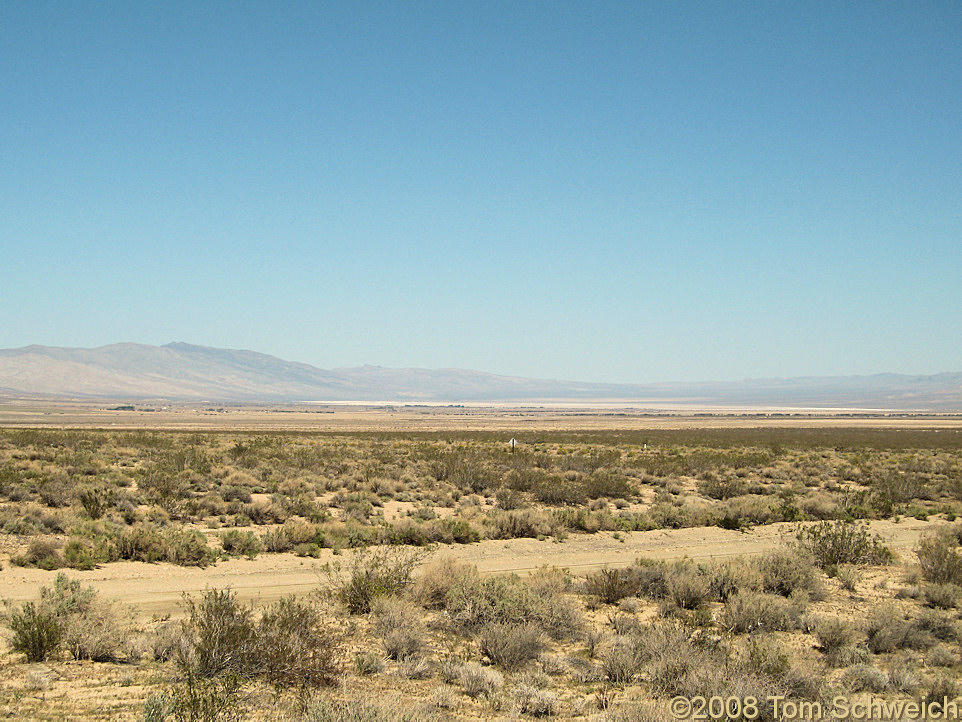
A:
2;1;960;383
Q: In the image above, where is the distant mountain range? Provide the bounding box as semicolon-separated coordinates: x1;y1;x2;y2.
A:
0;343;960;410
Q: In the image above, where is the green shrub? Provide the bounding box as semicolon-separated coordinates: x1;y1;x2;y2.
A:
147;671;243;722
6;574;128;663
924;583;962;609
326;546;423;614
8;601;62;662
179;589;256;678
666;567;709;610
487;509;556;539
796;520;893;569
444;568;583;640
219;530;261;559
255;596;341;687
11;539;64;570
584;567;637;605
301;695;438;722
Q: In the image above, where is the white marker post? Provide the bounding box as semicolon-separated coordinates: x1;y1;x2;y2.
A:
509;438;517;453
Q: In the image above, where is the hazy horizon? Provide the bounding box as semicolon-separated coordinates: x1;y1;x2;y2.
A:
3;3;960;384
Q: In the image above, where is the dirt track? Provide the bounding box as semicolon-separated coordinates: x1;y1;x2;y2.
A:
1;518;937;618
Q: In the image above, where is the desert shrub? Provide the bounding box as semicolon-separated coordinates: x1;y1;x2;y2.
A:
458;661;503;698
6;574;128;663
928;643;961;667
480;622;544;670
753;548;823;599
7;601;62;662
924;583;962;609
912;608;961;644
926;675;961;707
495;487;526;510
917;528;962;585
842;663;889;693
260;526;292;553
888;654;922;693
532;476;586;506
153;621;183;662
370;596;425;660
328;546;423;614
721;590;803;634
698;475;748;500
425;517;480;544
411;557;477;609
705;559;762;602
354;652;385;675
743;635;791;679
513;684;558;716
77;484;115;520
582;471;634;500
444;569;583;640
300;695;437;722
254;596;341;687
119;524;214;567
666;567;709;610
61;595;128;662
218;530;261;559
796;520;893;568
165;528;215;567
865;603;913;654
814;617;862;665
11;538;64;570
487;509;556;539
633;623;726;698
144;672;243;722
584;567;637;605
179;589;256;678
599;634;644;683
62;535;116;570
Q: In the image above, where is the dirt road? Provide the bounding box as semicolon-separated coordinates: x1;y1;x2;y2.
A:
0;518;937;618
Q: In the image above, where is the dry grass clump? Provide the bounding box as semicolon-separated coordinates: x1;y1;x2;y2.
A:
298;694;441;722
479;622;544;670
370;596;425;660
917;527;962;585
444;567;584;641
813;616;863;666
457;661;504;698
753;548;824;599
721;590;805;633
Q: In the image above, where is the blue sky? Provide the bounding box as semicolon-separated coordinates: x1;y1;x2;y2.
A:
2;1;960;383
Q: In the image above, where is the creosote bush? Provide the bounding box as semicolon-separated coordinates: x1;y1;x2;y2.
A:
795;520;893;569
326;546;423;614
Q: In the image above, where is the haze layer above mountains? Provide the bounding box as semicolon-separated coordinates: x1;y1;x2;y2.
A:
0;343;960;410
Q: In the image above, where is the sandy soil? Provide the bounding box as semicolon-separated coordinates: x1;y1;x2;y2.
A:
1;518;937;619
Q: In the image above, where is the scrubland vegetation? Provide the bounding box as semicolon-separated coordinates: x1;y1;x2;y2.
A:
2;425;962;719
1;427;960;571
